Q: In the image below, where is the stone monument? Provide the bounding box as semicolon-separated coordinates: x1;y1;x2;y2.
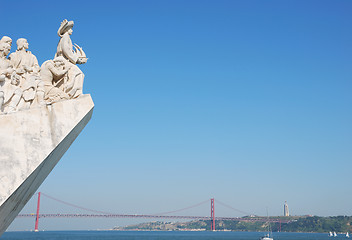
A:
0;20;94;236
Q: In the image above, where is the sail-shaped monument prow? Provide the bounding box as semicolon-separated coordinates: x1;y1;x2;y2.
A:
0;94;94;236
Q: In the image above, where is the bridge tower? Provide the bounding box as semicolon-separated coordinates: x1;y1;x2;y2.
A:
210;198;215;231
34;192;41;232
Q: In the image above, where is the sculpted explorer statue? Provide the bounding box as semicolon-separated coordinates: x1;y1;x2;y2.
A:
55;19;87;99
0;20;93;237
0;40;22;113
9;38;45;109
0;20;88;114
0;36;12;48
41;56;69;103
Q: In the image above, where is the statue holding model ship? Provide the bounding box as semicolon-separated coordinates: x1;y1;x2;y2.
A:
55;19;87;99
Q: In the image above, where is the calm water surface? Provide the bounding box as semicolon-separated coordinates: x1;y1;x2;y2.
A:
1;231;339;240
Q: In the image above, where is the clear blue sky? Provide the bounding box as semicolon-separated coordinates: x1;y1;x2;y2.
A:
2;0;352;231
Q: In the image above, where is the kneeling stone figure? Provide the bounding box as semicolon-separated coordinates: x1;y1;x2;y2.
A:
41;56;70;103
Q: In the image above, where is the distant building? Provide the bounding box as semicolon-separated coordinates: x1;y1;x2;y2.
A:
284;201;289;216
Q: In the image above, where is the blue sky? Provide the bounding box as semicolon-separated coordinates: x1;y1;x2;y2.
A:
2;0;352;231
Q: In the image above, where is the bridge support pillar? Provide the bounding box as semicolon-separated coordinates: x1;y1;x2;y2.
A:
211;198;215;231
34;192;41;232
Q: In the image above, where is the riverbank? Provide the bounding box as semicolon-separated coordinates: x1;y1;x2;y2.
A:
114;216;352;233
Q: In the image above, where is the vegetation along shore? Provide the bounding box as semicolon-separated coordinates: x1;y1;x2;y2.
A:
114;216;352;233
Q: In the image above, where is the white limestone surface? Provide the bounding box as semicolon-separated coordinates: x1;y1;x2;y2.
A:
0;94;94;235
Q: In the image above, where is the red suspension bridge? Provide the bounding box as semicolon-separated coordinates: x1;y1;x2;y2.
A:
17;192;292;232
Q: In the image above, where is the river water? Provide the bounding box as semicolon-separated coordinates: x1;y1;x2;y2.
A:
1;231;339;240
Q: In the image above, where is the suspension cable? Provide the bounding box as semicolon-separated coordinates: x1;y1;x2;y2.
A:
40;192;115;215
215;199;254;216
40;193;210;217
151;199;210;216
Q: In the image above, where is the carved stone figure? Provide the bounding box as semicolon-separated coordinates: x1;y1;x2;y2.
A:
9;38;45;110
0;36;12;47
0;20;88;114
55;20;87;99
0;41;22;113
10;39;40;74
41;56;70;103
0;42;10;112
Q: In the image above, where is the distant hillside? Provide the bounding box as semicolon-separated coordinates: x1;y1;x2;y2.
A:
278;216;352;233
114;216;352;233
114;220;207;231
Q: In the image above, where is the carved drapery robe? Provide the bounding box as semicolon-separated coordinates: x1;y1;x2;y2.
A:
9;51;41;101
40;60;69;103
0;58;19;103
9;50;40;73
55;33;84;98
55;33;78;64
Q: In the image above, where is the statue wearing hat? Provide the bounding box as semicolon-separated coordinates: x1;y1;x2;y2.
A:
55;19;87;99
